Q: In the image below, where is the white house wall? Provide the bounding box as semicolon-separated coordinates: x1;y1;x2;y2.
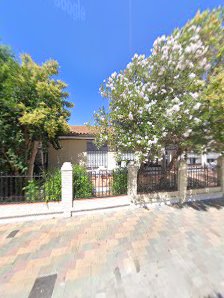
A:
48;138;221;170
48;139;118;170
107;152;117;170
48;139;88;170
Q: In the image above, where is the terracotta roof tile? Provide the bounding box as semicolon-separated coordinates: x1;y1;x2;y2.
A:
69;125;97;136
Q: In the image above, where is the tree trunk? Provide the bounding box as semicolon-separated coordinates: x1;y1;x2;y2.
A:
39;142;45;171
167;147;183;171
27;141;39;178
159;147;183;184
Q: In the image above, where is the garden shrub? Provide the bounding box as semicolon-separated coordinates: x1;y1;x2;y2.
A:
43;169;61;202
112;168;128;195
24;165;94;201
24;170;61;202
23;179;39;202
73;164;93;199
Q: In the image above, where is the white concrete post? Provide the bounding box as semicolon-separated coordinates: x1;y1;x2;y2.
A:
217;156;224;195
61;162;73;217
201;154;207;166
178;160;188;203
127;162;139;203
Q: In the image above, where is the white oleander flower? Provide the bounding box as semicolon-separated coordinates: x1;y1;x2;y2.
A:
111;72;117;79
128;112;133;120
189;73;196;79
194;118;200;124
194;102;201;110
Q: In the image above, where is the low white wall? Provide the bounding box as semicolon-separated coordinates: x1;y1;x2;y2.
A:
187;186;221;196
0;189;223;224
133;187;223;206
185;191;223;203
133;191;179;205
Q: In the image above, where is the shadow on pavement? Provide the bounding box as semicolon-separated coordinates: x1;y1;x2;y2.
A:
170;197;224;212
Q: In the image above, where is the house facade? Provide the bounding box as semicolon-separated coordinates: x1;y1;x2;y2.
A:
48;126;123;170
48;126;221;170
186;152;220;166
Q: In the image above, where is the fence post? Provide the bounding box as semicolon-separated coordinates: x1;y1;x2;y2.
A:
178;160;188;203
127;162;139;202
217;156;224;195
61;162;73;217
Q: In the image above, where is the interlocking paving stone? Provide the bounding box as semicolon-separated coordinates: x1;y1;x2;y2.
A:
28;274;57;298
0;199;224;297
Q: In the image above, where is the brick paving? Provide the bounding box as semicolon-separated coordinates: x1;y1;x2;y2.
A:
0;199;224;298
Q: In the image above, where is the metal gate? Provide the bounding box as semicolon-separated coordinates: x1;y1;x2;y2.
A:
137;165;178;194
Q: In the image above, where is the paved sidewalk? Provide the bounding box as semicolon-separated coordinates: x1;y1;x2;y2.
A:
0;198;224;298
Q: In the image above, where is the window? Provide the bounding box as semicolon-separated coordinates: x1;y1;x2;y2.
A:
87;141;108;169
116;152;135;167
207;158;215;163
189;158;197;164
120;152;135;162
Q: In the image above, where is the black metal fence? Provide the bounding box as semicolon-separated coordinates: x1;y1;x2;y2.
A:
2;165;219;203
0;174;61;204
88;170;113;197
137;166;178;194
83;169;128;198
0;169;128;203
187;165;220;189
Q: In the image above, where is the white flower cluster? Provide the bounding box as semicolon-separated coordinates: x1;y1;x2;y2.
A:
97;22;213;159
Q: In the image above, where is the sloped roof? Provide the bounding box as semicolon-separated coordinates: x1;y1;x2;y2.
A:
68;125;97;136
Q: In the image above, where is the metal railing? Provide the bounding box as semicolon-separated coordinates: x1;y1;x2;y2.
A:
187;165;220;189
88;170;113;197
0;168;128;203
77;169;128;199
0;174;61;204
137;166;178;194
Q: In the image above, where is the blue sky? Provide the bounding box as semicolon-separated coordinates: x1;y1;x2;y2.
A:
0;0;222;124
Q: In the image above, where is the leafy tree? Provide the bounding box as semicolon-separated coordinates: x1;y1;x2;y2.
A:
94;8;224;167
203;68;224;151
0;46;23;173
0;51;73;175
0;45;13;62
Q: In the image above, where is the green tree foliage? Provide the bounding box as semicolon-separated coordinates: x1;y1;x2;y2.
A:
73;165;93;199
112;168;128;195
24;165;94;202
0;51;73;175
43;169;62;202
203;68;224;152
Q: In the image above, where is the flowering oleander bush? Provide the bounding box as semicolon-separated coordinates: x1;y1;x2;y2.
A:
94;8;224;163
